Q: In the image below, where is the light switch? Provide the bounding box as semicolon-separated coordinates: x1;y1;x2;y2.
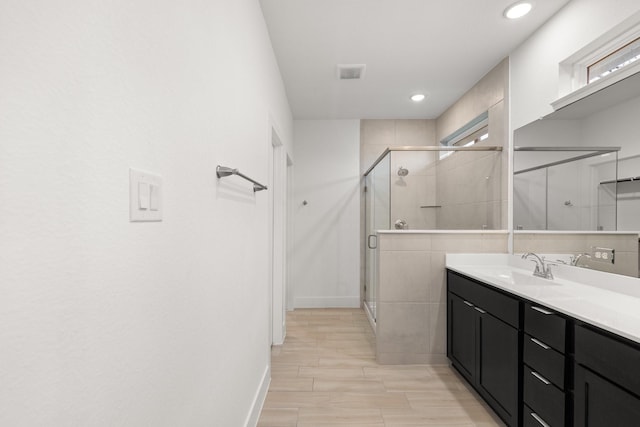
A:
130;168;162;222
149;184;160;211
138;182;150;209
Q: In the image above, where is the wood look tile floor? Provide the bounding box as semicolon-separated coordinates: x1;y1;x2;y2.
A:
258;308;505;427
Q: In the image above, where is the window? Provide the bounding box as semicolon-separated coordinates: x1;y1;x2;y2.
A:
588;36;640;84
455;127;489;147
557;14;640;105
440;112;489;159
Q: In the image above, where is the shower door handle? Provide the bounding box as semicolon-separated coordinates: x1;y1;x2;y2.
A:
367;235;378;249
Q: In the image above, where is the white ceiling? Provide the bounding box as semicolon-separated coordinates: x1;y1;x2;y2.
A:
260;0;571;119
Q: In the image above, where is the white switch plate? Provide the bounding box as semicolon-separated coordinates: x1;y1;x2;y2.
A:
130;168;162;222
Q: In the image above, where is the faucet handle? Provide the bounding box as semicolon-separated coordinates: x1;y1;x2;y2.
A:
528;260;542;274
545;264;554;280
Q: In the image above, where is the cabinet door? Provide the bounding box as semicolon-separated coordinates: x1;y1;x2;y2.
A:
478;312;518;426
448;292;476;382
574;365;640;427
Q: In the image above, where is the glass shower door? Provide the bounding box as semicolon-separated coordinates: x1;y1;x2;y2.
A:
364;154;390;322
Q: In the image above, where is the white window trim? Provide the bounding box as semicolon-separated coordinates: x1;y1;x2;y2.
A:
556;11;640;109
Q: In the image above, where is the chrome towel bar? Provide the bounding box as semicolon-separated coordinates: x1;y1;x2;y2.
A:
216;165;268;192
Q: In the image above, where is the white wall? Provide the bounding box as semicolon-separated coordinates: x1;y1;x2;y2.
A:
292;120;360;308
510;0;640;129
0;1;292;426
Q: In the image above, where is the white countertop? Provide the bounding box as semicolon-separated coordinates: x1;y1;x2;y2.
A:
514;230;639;236
446;254;640;344
378;230;509;235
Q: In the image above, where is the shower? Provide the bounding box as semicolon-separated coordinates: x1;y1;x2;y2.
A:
363;145;504;324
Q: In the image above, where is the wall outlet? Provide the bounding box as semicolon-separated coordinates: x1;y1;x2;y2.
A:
590;246;615;264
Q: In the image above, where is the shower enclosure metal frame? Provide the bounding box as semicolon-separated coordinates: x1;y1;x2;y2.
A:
363;145;503;176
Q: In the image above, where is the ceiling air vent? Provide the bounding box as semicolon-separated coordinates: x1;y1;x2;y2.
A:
337;64;366;80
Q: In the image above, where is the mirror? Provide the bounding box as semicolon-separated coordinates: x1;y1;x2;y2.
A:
513;71;640;277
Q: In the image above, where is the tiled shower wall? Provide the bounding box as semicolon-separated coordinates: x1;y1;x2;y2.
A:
376;232;508;365
360;120;437;308
360;120;439;232
389;150;438;230
435;60;508;230
360;59;509;233
360;119;436;176
435;148;503;230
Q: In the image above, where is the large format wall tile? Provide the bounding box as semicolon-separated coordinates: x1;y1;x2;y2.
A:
376;232;508;364
379;251;431;303
376;302;429;355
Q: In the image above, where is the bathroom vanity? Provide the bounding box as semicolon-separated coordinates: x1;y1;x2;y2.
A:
446;254;640;427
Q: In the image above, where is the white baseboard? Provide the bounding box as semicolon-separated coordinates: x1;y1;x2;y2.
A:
294;296;360;308
244;364;270;427
273;330;286;346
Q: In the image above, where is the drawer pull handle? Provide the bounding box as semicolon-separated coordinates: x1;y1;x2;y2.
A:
474;307;487;314
531;412;550;427
531;306;554;315
531;337;551;350
463;300;474;307
531;371;551;385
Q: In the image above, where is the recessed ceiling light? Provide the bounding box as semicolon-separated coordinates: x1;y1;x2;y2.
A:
504;1;533;19
410;94;426;102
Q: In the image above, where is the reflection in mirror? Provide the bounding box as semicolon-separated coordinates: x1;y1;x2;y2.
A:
514;146;619;231
513;71;640;278
513;71;640;232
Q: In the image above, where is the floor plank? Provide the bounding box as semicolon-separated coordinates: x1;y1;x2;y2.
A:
257;308;504;427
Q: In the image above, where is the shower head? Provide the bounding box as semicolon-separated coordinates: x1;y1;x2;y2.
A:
397;166;409;177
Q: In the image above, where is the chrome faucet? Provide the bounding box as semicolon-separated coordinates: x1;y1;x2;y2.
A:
521;253;554;280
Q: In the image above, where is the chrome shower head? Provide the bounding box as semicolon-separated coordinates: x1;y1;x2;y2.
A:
397;166;409;177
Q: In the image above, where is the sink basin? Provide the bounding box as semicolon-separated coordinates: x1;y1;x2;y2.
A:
457;265;582;302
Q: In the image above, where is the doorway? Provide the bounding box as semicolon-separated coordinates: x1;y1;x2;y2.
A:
270;128;288;345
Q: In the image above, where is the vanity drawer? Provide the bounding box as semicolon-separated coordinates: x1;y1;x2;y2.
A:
524;334;565;389
523;404;554;427
524;365;565;427
447;271;519;328
575;324;640;396
525;303;566;353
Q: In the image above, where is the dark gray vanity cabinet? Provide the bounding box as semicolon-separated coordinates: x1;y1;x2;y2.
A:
448;292;476;380
447;271;520;427
447;268;640;427
573;324;640;427
522;303;569;427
